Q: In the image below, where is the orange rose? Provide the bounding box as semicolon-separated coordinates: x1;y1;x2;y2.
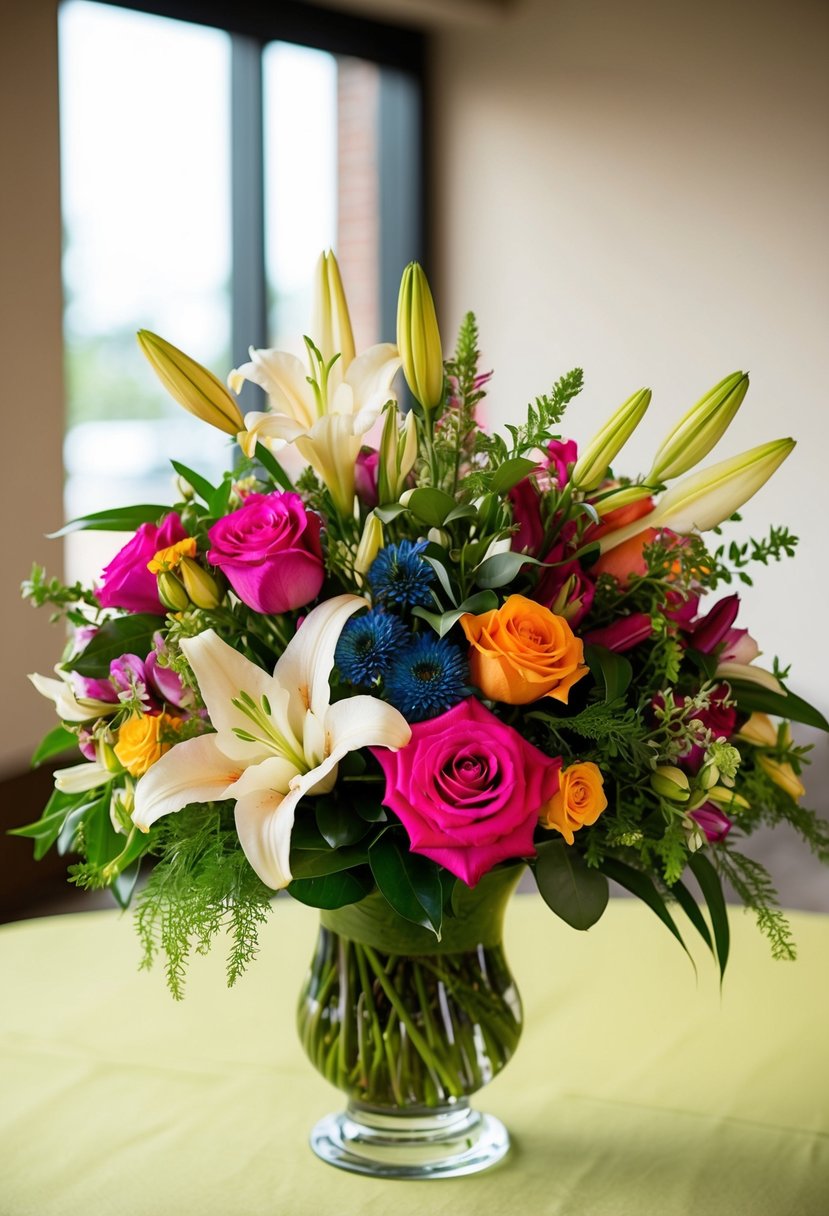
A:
114;712;182;777
460;594;588;705
538;761;608;843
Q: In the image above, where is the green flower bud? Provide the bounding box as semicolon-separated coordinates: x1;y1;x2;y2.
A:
650;765;691;802
397;262;444;413
572;388;651;491
137;330;245;436
179;557;223;610
157;571;190;613
648;371;749;482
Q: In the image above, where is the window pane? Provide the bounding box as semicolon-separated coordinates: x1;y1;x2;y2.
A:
59;0;232;581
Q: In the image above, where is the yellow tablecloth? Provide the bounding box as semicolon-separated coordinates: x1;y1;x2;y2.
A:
1;896;827;1215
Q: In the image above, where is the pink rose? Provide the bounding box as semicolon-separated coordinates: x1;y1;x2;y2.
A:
207;491;324;615
372;697;561;887
97;513;187;614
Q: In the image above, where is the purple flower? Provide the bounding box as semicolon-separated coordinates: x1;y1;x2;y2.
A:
110;653;158;713
97;514;188;615
355;448;380;509
688;595;740;654
207;492;324;615
145;634;193;710
690;803;732;842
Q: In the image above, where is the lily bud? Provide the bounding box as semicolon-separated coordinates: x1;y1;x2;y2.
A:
706;786;750;811
651;765;691;802
593;483;654;518
312;250;356;373
378;404;418;503
572;389;651;491
397;262;444;413
157;571;190;613
97;739;123;775
757;754;806;802
137;331;244;436
737;712;778;748
179;557;223;610
648;371;749;482
354;512;384;578
599;438;795;553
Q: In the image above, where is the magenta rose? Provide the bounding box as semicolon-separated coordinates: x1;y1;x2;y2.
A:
207;491;324;615
372;697;561;887
97;513;187;614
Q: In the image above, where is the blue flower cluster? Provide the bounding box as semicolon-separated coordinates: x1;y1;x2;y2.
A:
383;634;468;723
367;539;436;609
335;609;407;686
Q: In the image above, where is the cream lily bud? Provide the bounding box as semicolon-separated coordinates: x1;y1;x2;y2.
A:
379;404;418;503
651;765;691;802
312;250;356;372
648;371;749;482
600;438;795;553
397;262;444;413
157;571;190;613
179;557;223;610
737;712;778;747
572;389;651;491
137;331;245;436
354;512;383;577
593;483;654;517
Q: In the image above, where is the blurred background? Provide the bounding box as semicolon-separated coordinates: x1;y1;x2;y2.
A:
1;0;826;918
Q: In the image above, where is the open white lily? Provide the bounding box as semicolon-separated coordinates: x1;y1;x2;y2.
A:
131;595;411;890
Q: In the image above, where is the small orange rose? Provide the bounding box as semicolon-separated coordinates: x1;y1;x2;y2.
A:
114;712;182;777
539;761;608;844
460;594;588;705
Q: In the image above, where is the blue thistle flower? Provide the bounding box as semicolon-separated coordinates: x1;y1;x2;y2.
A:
384;634;468;722
368;540;435;609
335;609;408;686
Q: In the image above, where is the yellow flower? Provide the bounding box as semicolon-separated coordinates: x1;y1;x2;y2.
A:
539;762;608;844
757;755;806;802
114;713;182;778
147;537;198;573
737;712;778;748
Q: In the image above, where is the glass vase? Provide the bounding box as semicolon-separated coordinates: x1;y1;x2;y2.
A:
297;864;524;1179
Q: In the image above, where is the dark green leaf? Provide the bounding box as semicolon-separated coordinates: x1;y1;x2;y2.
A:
601;857;693;961
31;726;76;767
687;852;730;980
72;614;161;677
443;504;478;524
368;833;443;936
9;788;86;859
474;550;541;589
254;442;293;491
112;859;142;909
584;644;633;702
375;503;409;523
48;504;172;538
533;839;609;930
405;487;457;528
413;590;500;638
315;798;372;849
423;554;458;606
685;648;719;682
728;681;829;733
81;792;122;867
671;877;714;954
207;478;232;518
57;800;94;856
288;868;373;909
488;456;538;494
290;845;370;879
170;461;217;503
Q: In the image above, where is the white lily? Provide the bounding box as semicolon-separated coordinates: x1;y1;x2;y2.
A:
54;760;112;794
131;595;411;890
29;671;119;723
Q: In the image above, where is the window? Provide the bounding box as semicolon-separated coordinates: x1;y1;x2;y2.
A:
59;0;424;581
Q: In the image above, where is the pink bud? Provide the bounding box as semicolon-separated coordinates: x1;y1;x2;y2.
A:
689;594;740;654
690;803;732;842
583;612;653;653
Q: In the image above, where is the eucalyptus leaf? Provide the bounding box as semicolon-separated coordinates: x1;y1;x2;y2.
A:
533;839;609;930
368;834;443;936
72;614;161;678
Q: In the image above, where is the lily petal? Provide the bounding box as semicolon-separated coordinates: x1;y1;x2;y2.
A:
274;594;367;738
294;693;411;802
234;785;299;890
131;733;240;831
229;348;317;428
54;761;111;794
29;672;119;723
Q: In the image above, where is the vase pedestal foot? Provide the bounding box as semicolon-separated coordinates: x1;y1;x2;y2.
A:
309;1099;511;1179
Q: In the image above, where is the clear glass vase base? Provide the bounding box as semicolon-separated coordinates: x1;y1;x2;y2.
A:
309;1101;511;1179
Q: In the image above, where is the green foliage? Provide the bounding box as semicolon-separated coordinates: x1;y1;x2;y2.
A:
532;839;609;929
21;564;101;623
714;846;796;961
134;803;274;999
709;524;798;587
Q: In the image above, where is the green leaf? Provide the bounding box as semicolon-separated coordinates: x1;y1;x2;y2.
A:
601;857;693;961
728;681;829;733
112;859;142;909
474;550;541;589
533;839;609;930
405;487;457;528
48;504;172;538
488;456;538;494
374;503;409;523
423;553;459;605
368;833;443;936
207;478;232;518
687;852;730;980
288;868;373;909
671;877;714;954
72;614;161;677
170;460;217;504
81;791;122;868
290;845;370;879
443;504;479;524
254;442;293;491
9;788;86;860
584;644;633;702
685;648;719;682
315;798;372;849
412;589;499;638
31;726;76;767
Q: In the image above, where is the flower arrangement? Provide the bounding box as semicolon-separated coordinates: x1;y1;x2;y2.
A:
18;253;829;997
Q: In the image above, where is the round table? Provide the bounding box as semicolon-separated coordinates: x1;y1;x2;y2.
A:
2;895;827;1215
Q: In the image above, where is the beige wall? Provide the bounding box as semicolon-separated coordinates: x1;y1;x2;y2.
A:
432;0;829;803
1;0;64;777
